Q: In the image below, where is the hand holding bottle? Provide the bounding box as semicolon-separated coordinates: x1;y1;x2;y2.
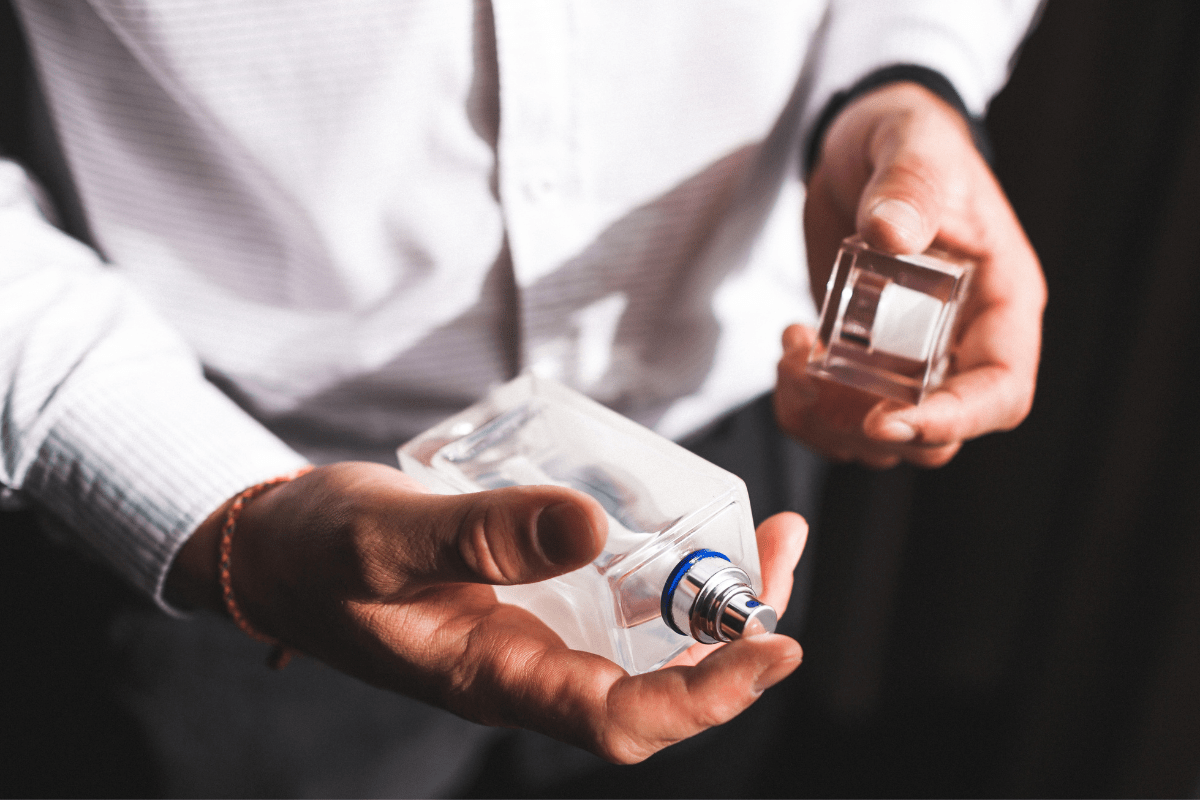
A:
779;81;1046;468
167;461;807;764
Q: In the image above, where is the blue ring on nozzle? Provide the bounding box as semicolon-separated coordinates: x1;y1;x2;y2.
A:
660;549;730;636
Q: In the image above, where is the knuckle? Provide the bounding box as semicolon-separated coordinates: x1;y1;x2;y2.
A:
911;443;960;468
1011;378;1038;426
776;353;809;384
595;726;655;765
993;372;1037;432
885;156;942;206
455;502;513;584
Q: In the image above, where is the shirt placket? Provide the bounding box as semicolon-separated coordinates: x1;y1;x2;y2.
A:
492;0;584;383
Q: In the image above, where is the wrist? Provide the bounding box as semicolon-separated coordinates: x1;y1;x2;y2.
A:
218;469;313;668
164;496;232;613
164;467;311;619
805;64;990;177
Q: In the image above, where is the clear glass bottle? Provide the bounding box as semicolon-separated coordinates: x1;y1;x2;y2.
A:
397;374;775;675
807;235;974;404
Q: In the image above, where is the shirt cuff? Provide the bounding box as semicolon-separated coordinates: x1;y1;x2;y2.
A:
798;0;1042;174
21;358;310;616
803;64;993;177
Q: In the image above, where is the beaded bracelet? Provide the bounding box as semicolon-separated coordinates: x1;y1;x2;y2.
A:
218;466;314;670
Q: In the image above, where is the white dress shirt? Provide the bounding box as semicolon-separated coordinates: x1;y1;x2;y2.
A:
0;0;1040;608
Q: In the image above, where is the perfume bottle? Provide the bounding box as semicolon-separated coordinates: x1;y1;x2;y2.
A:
807;235;974;404
397;374;775;675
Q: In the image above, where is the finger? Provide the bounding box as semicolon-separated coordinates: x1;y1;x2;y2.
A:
778;325;883;432
600;633;806;762
775;373;883;461
781;321;816;354
775;330;944;466
755;511;808;616
594;633;803;763
858;142;944;255
862;361;1033;447
776;323;975;466
413;594;799;763
400;484;609;587
899;441;962;469
855;93;970;255
774;324;821;427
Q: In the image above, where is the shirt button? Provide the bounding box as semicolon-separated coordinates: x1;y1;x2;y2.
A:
522;176;558;202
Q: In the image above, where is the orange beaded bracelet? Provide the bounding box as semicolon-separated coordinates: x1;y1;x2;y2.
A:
218;466;314;670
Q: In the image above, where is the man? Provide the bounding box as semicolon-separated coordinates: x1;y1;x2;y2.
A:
1;1;1044;795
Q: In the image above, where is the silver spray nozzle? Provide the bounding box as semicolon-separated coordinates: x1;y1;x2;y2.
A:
661;550;777;644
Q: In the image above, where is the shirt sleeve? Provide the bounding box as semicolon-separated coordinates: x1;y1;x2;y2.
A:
798;0;1045;149
0;160;310;613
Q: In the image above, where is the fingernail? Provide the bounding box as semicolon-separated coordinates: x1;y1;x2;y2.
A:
869;198;923;245
878;419;917;442
535;502;592;566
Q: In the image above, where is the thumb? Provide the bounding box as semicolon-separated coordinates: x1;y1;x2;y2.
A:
856;129;946;256
416;485;607;587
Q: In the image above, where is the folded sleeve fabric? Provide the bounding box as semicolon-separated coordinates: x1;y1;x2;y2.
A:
0;161;310;612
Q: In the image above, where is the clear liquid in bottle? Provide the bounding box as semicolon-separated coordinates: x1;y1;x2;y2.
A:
398;374;772;675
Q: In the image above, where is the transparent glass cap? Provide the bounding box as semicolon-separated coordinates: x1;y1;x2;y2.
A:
807;235;974;404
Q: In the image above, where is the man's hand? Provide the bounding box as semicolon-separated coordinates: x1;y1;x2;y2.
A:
167;462;807;764
778;82;1046;468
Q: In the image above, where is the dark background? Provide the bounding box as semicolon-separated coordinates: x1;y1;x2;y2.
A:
3;0;1199;796
774;0;1200;795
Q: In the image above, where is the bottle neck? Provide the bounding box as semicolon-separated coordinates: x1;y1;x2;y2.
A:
662;550;777;644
